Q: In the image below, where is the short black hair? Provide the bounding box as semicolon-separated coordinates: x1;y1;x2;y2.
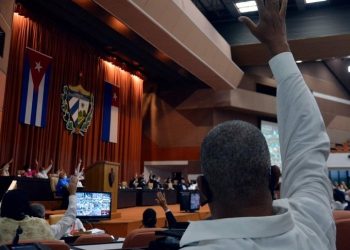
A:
201;120;271;205
142;208;157;228
30;203;46;218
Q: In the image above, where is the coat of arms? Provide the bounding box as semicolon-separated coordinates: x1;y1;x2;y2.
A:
61;84;94;136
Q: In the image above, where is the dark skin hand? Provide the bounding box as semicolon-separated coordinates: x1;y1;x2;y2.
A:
68;176;78;195
239;0;290;57
155;191;169;211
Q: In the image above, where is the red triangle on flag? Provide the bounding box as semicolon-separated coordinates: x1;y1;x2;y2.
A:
26;48;52;91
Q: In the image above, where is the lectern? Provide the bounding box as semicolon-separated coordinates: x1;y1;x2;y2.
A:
84;161;119;211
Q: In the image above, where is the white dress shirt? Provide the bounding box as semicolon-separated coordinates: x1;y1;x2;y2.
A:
180;52;336;250
50;194;77;239
36;164;53;179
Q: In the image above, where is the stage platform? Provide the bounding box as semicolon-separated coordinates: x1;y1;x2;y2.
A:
87;204;210;237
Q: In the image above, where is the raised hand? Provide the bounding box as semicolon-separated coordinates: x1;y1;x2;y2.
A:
68;176;78;195
239;0;290;56
155;192;168;211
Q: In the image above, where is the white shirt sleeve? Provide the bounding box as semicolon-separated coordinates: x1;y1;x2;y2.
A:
50;195;77;239
270;52;335;249
44;164;53;174
269;52;332;203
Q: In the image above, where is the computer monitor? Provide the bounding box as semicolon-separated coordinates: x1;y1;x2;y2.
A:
76;191;112;221
190;192;200;211
179;191;200;212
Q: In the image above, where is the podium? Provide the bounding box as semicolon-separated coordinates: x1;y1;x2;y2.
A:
84;161;119;211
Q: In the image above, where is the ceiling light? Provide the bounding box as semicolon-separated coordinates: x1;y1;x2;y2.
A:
348;66;350;73
305;0;327;4
235;1;258;13
296;60;303;64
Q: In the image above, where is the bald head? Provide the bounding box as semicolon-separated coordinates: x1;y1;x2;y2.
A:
201;120;271;207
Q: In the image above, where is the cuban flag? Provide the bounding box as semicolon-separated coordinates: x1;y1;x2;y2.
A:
19;48;52;127
102;82;119;143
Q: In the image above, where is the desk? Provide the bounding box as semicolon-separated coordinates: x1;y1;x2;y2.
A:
117;189;137;208
118;189;177;207
164;190;177;205
0;176;53;201
17;177;53;200
136;189;157;206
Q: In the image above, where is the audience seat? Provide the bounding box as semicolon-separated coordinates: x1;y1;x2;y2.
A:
122;228;165;249
333;210;350;250
49;176;61;199
19;240;70;250
73;233;114;245
49;214;64;224
333;210;350;220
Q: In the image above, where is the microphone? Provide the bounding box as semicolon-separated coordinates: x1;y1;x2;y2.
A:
12;226;23;245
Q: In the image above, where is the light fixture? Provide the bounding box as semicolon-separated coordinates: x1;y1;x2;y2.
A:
348;66;350;73
235;1;258;13
305;0;327;4
296;60;303;64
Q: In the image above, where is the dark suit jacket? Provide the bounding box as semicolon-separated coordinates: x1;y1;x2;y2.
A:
166;211;189;229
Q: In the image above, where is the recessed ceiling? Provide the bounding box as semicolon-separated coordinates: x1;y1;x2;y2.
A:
191;0;350;93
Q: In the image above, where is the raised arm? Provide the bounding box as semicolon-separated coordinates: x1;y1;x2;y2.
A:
51;176;78;239
240;0;331;204
74;159;82;177
44;159;53;174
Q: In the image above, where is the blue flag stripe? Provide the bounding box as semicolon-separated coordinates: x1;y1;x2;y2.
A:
30;89;38;125
102;83;112;142
19;57;30;123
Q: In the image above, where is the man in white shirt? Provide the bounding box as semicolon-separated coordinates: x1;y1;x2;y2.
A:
74;159;84;188
180;0;335;249
31;176;78;239
36;160;53;179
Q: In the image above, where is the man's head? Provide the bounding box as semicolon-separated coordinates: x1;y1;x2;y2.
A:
142;208;157;228
30;203;46;218
59;171;67;179
199;120;271;215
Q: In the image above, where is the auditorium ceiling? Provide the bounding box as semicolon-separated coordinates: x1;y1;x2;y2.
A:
17;0;350;93
191;0;350;93
15;0;350;143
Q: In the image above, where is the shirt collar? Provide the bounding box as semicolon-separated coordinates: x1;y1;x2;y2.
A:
180;199;294;247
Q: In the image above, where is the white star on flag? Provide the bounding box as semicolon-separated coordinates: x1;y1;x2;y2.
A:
35;62;42;72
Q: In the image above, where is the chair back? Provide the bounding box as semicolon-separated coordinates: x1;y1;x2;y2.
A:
49;176;61;199
335;219;350;250
333;210;350;221
73;233;114;245
122;228;165;249
19;240;70;250
49;214;64;225
333;210;350;250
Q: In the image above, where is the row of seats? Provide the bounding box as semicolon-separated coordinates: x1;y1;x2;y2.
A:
333;210;350;250
24;209;349;249
17;233;114;250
